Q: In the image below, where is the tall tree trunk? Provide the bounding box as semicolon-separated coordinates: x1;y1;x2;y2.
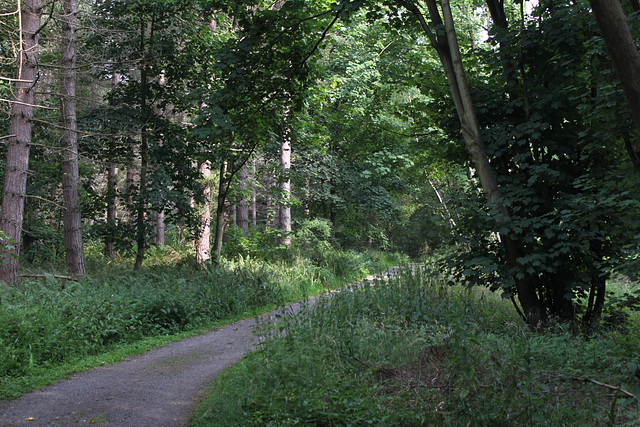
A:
195;161;212;263
280;132;292;245
213;161;228;257
134;17;153;270
124;160;137;224
152;210;164;247
589;0;640;154
60;0;85;277
251;158;257;228
402;0;545;325
0;0;43;283
237;162;249;236
266;174;274;228
105;164;118;258
134;129;148;270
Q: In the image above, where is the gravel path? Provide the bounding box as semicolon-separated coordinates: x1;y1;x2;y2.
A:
0;268;403;426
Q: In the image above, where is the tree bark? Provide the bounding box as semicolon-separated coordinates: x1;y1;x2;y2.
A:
195;161;212;264
401;0;545;325
105;164;118;258
0;0;43;283
152;210;164;247
590;0;640;150
60;0;86;277
251;158;257;228
213;161;228;257
280;128;292;245
134;17;153;270
124;156;137;224
237;162;249;236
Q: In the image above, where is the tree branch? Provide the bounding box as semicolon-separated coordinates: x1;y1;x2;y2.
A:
574;377;636;399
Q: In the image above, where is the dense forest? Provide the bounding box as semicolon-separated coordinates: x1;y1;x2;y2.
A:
1;0;640;423
2;0;639;326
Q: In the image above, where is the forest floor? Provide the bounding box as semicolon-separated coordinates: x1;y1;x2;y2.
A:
0;268;402;426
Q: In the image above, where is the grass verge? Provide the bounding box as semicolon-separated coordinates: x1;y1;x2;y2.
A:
0;247;407;401
191;266;640;426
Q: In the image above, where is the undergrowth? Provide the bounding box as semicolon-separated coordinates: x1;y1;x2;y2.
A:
0;243;407;400
191;267;640;426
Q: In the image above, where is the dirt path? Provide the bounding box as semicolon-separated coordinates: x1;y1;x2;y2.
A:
0;268;404;426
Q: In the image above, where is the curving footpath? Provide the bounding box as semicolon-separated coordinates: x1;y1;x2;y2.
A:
0;267;404;426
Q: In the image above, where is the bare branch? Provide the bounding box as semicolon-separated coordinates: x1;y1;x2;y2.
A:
25;194;65;210
20;274;77;281
0;97;56;110
575;378;637;399
0;76;33;83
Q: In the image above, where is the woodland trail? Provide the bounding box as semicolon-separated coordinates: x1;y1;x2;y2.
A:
0;267;404;426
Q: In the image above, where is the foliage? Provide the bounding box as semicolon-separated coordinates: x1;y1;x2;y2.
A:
422;0;640;324
192;266;640;426
0;244;403;400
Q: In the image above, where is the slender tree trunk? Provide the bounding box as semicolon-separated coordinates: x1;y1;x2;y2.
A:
152;210;164;247
124;166;136;219
134;131;148;270
213;161;228;257
134;18;153;270
60;0;85;277
444;0;544;324
0;0;43;283
280;131;292;245
590;0;640;153
402;0;545;325
251;158;257;228
428;178;457;231
105;164;118;258
237;162;249;236
266;174;274;228
195;161;212;263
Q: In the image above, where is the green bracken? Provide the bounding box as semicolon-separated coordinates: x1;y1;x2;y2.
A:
0;244;406;401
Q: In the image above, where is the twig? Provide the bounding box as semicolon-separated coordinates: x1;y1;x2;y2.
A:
25;194;66;210
575;377;637;399
348;354;372;368
0;76;33;83
0;98;56;110
21;274;76;281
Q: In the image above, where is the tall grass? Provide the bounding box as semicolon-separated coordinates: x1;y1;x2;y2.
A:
191;267;640;426
0;246;407;400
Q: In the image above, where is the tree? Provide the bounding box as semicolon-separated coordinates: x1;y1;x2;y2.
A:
589;0;640;154
404;0;546;324
439;0;640;329
87;0;205;268
195;161;212;263
196;0;341;256
279;122;292;245
0;0;44;283
60;0;86;277
236;162;250;236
